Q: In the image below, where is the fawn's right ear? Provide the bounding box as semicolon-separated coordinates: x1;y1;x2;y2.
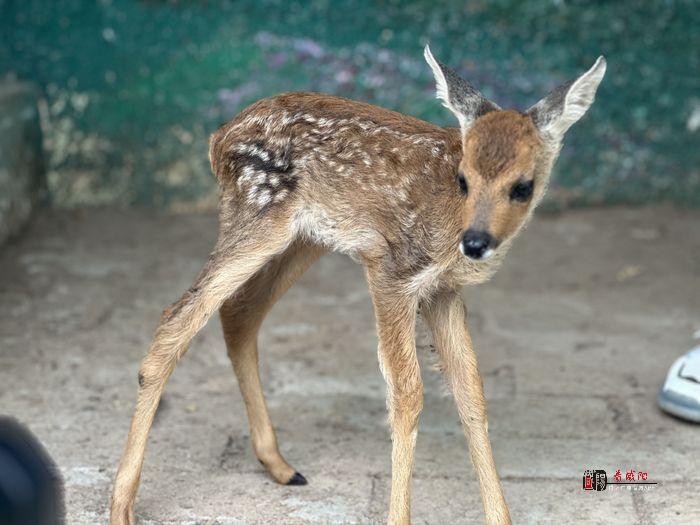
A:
424;45;499;134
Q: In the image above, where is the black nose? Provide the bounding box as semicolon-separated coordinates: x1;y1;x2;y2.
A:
461;229;493;259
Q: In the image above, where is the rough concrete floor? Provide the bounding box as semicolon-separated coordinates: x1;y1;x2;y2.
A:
0;207;699;525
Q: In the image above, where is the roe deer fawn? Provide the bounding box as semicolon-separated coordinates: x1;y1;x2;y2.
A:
110;46;606;525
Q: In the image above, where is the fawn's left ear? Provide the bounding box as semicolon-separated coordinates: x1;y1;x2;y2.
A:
528;56;607;142
424;44;500;134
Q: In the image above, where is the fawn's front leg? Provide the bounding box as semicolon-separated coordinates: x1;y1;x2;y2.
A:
422;289;511;525
366;268;422;525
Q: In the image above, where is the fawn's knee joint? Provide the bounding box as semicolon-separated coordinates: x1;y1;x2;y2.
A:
400;381;423;406
391;385;424;427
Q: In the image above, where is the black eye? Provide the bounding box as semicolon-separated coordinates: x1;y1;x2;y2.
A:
510;180;534;202
456;171;468;195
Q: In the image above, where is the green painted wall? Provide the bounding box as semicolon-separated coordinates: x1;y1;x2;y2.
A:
1;0;698;209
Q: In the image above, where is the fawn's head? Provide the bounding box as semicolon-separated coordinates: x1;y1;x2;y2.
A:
425;46;606;260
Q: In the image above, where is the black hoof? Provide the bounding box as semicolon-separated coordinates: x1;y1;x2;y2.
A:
287;471;308;486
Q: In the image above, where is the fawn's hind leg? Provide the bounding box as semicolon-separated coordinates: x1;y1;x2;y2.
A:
220;240;324;485
110;219;297;525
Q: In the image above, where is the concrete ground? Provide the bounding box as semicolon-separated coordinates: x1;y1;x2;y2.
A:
0;207;699;525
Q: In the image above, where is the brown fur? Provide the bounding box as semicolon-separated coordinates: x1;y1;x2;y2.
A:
467;110;540;179
110;92;566;525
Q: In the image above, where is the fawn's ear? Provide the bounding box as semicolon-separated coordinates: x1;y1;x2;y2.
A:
528;56;606;142
424;45;499;133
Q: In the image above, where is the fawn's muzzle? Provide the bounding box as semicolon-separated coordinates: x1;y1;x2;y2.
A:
460;229;495;260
